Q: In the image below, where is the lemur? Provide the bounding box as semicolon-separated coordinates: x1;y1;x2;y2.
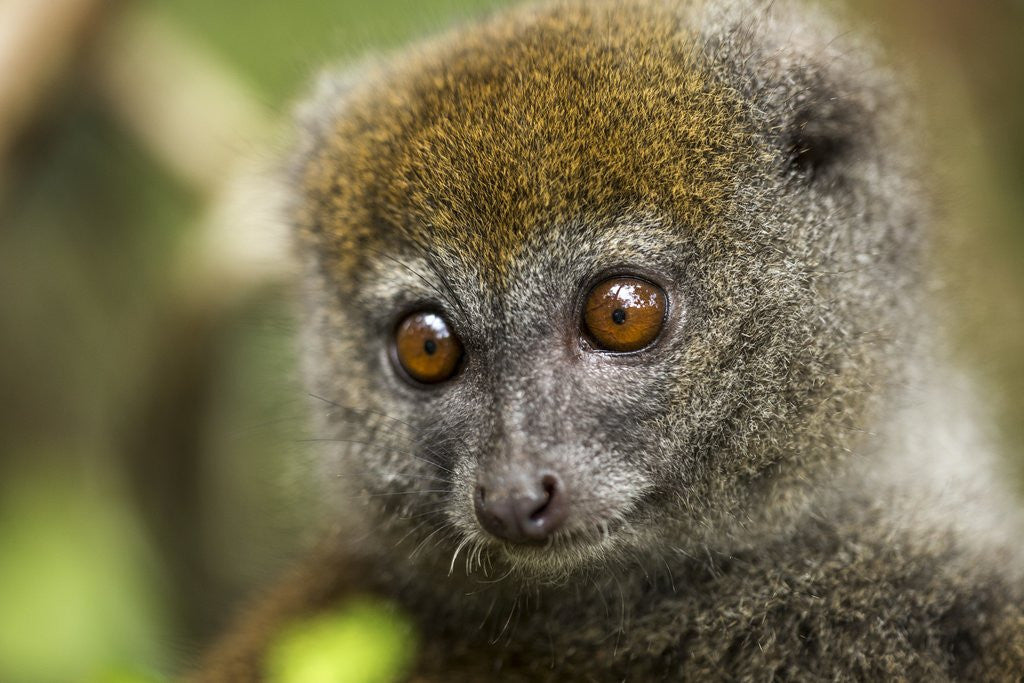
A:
196;0;1024;679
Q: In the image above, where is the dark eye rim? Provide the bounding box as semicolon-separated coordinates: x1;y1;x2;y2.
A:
577;271;672;356
388;307;466;388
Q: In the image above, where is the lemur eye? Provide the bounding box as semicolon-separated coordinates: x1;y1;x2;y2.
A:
583;277;667;352
393;311;463;384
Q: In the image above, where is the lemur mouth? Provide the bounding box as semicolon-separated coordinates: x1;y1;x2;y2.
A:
485;517;626;559
470;472;635;567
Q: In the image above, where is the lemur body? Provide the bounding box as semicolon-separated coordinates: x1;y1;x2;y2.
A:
198;1;1024;679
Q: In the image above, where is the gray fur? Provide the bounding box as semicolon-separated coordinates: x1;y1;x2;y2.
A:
197;0;1024;679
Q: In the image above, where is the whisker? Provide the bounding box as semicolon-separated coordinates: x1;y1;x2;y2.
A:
307;392;418;432
365;246;464;315
307;396;471;463
492;596;519;644
298;438;454;474
472;562;516;585
449;536;472;576
419;247;472;320
373;471;451;485
392;518;433;549
369;489;449;497
401;504;452;519
477;596;498;631
409;525;448;560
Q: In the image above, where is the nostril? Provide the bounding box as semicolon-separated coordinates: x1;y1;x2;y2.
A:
528;497;549;521
541;473;558;497
528;475;557;521
523;472;567;538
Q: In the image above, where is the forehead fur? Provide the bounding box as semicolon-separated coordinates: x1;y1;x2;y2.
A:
299;0;755;281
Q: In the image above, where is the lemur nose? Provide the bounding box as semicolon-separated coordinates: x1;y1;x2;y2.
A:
474;472;567;543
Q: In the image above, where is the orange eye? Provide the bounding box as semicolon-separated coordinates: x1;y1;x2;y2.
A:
393;311;463;384
583;277;667;352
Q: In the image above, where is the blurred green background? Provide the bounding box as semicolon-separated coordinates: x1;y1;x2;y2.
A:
0;1;1021;681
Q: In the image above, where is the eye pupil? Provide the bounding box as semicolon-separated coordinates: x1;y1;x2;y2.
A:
611;308;626;325
423;339;437;355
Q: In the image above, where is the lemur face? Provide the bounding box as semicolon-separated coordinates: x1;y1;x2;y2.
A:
298;1;909;578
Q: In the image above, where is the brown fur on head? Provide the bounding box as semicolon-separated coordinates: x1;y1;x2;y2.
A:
291;0;920;581
300;1;757;274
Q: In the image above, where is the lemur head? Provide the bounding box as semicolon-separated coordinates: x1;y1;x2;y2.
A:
294;0;922;579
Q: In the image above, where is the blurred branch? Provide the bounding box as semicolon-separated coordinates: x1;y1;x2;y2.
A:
91;4;294;299
91;5;272;193
0;0;109;189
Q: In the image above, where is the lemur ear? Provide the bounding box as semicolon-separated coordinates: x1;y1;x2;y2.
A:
781;82;863;184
